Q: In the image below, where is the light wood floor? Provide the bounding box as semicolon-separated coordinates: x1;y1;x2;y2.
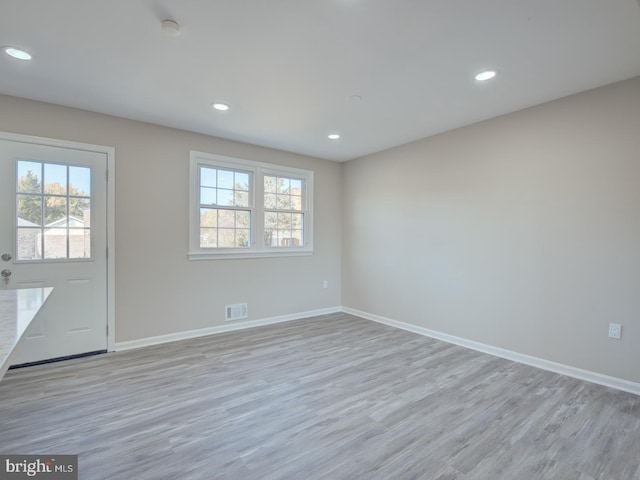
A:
0;313;638;480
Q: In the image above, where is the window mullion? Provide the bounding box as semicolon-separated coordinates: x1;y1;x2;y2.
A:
254;169;265;249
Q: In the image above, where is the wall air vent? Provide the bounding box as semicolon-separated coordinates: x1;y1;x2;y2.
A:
225;303;248;321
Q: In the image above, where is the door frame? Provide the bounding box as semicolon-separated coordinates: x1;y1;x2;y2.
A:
1;131;116;352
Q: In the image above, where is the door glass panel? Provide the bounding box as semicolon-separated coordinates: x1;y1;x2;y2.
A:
44;163;67;194
17;194;42;225
17;228;42;260
69;166;91;196
16;160;92;260
45;196;67;224
17;161;42;193
44;231;67;259
69;229;90;258
70;198;90;227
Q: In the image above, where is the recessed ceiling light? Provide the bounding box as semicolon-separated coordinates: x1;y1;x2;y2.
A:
328;133;341;140
3;46;32;61
475;70;497;81
161;20;181;37
212;103;230;111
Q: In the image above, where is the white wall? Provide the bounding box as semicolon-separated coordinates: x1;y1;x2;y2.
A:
343;77;640;384
0;95;343;342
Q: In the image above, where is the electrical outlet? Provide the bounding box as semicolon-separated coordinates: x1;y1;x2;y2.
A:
608;323;622;340
322;280;328;289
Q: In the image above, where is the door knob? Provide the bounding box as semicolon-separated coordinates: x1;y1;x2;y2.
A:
1;253;11;261
1;269;10;285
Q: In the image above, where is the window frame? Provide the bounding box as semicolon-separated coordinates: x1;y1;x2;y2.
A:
189;151;313;260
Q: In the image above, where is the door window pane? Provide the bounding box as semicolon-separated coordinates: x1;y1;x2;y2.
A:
69;229;91;258
44;163;67;195
16;161;92;260
44;231;67;259
69;166;91;196
17;228;42;260
70;198;91;227
17;194;42;225
45;196;67;224
17;161;41;193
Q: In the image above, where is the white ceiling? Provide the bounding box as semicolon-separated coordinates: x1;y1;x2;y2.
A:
1;0;640;162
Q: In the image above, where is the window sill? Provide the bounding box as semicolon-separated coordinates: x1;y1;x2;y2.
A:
187;250;313;261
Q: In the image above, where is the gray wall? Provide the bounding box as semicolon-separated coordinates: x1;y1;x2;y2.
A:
0;95;343;342
343;77;640;383
3;77;639;385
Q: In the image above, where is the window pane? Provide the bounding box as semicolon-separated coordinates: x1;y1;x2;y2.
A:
200;187;217;205
17;194;42;226
264;228;276;247
264;193;276;209
217;189;233;206
69;166;91;196
69;198;90;227
44;163;67;195
17;228;41;260
218;210;235;228
277;194;292;210
218;169;234;189
200;228;217;247
290;179;302;192
234;191;249;207
264;176;277;193
69;228;90;258
264;212;277;229
17;161;41;193
277;178;290;194
44;230;67;259
282;235;300;247
236;210;250;228
218;229;236;248
45;196;67;225
264;175;302;213
263;212;304;248
235;172;249;191
237;229;249;247
200;208;218;228
277;213;291;229
200;167;217;187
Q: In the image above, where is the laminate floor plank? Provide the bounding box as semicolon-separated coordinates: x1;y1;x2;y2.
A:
0;313;638;479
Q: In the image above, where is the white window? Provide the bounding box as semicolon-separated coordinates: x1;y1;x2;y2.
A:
189;151;313;259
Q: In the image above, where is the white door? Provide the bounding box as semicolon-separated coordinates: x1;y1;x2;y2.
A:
0;137;108;365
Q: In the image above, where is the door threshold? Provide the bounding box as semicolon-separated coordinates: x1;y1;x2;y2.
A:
9;350;107;369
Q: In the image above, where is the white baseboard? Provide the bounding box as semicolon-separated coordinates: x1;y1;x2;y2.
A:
115;306;342;352
341;306;640;396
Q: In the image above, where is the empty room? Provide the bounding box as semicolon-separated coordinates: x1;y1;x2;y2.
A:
1;1;640;479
